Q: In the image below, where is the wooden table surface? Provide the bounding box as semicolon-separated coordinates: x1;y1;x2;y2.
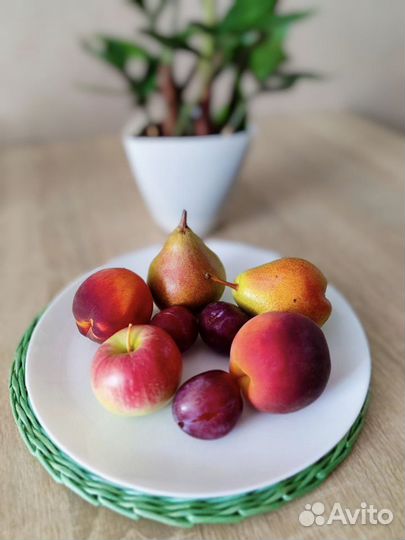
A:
1;113;403;540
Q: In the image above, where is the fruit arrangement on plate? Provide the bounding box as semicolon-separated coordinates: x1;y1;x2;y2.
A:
72;211;332;441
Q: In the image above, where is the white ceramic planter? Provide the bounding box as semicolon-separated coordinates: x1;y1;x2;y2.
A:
123;122;253;236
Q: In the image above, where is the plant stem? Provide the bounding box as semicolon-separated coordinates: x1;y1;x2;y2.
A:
222;77;262;133
222;100;246;134
160;64;179;135
199;0;216;88
201;0;216;57
150;0;166;28
193;0;216;134
154;1;181;135
174;103;192;135
171;0;180;33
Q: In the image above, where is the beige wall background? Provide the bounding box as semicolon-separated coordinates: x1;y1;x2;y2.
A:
0;0;403;146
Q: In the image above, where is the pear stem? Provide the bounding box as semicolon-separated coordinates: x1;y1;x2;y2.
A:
204;273;239;290
126;323;133;353
179;209;188;233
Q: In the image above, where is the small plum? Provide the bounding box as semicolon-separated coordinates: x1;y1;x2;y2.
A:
172;370;243;440
199;302;249;355
151;306;198;352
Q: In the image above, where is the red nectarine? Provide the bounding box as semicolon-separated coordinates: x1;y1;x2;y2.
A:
73;268;153;343
230;312;330;413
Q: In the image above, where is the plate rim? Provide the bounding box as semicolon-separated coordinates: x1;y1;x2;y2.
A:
24;240;372;499
10;323;370;525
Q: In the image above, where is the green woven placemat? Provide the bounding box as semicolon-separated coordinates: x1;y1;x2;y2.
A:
10;314;370;528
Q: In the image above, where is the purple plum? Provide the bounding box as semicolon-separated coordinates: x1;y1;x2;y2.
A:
151;306;198;352
199;301;249;355
172;370;243;440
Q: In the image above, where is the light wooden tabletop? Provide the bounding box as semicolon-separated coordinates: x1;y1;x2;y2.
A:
1;112;403;540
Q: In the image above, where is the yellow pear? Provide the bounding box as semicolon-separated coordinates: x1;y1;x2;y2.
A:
208;258;331;326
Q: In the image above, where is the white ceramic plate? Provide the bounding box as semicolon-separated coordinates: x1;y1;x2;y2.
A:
25;241;371;499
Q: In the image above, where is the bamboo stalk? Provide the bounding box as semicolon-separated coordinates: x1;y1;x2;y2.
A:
193;0;217;135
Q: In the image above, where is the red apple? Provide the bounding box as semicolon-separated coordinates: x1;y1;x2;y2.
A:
73;268;153;343
230;312;330;413
91;324;182;416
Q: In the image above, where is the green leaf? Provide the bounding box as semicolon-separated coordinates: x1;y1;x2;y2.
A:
249;9;314;81
256;9;315;32
83;35;158;104
220;0;278;33
83;35;152;71
127;0;146;10
142;29;199;54
130;64;159;104
249;29;287;82
263;71;320;91
186;22;216;35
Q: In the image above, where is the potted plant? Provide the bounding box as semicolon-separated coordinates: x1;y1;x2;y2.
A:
84;0;315;235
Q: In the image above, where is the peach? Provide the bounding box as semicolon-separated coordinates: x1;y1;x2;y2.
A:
91;324;182;416
73;268;153;343
230;312;330;413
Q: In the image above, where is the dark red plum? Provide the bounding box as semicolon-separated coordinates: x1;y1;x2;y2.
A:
199;301;249;355
172;370;243;440
151;306;198;352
